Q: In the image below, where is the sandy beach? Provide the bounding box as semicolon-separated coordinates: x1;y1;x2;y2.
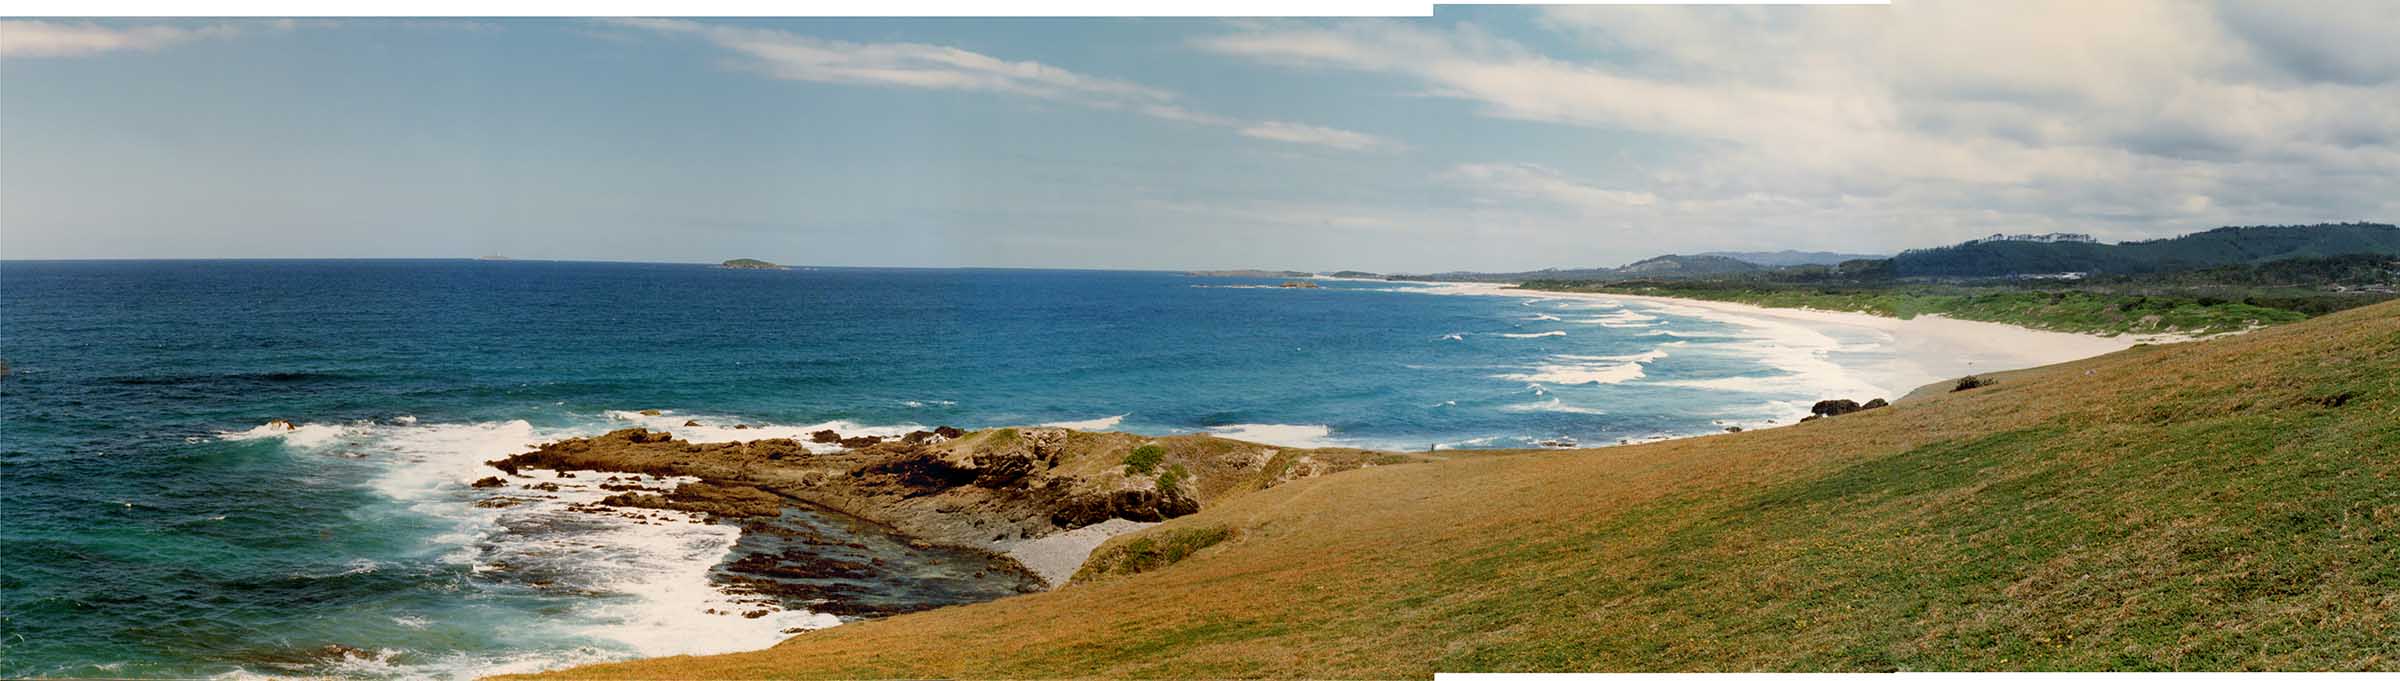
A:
1411;282;2166;401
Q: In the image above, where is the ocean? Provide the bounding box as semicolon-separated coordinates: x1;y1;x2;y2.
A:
0;260;1900;678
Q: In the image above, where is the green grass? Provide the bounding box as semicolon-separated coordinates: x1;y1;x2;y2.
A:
1124;443;1166;474
1525;283;2309;336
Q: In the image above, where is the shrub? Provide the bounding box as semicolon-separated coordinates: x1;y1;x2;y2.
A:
1156;464;1189;493
1953;375;1990;392
1123;443;1165;474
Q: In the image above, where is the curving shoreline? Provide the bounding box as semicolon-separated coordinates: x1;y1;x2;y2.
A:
1404;281;2176;399
499;287;2193;677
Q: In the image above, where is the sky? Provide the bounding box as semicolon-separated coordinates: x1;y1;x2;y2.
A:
2;4;2396;272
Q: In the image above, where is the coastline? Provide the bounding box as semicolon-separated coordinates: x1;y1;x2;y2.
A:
1406;281;2173;400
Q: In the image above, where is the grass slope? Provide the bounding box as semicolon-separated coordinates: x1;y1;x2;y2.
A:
518;301;2400;677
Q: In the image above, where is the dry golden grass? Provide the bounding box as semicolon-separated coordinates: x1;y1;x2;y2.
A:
510;300;2400;678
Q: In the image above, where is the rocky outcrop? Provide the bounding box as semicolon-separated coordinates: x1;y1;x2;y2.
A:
482;426;1432;563
600;481;784;517
1810;397;1890;419
1811;399;1862;417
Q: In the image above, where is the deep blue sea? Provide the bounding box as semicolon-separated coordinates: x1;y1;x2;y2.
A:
0;260;1896;678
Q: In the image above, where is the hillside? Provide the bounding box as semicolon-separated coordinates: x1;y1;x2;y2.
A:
1700;250;1886;267
521;300;2400;677
1615;254;1762;276
1894;223;2400;277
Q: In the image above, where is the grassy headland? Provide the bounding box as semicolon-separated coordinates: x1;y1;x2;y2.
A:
519;300;2400;677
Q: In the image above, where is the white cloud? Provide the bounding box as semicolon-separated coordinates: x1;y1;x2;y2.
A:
613;18;1388;153
1196;2;2400;246
0;20;242;58
1449;163;1656;210
1239;121;1398;151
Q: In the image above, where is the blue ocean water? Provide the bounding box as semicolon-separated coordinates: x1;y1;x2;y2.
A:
0;260;1887;678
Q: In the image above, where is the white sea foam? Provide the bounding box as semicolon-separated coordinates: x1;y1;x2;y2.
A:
1528;313;1562;321
1439;333;1465;341
1042;414;1126;430
1501;398;1611;415
1499;330;1565;339
1205;423;1340;448
601;410;923;450
231;415;858;677
1499;362;1645;385
1497;346;1671;386
1569;309;1660;327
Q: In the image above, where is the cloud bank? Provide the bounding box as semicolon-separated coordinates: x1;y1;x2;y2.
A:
1197;1;2399;249
613;18;1394;153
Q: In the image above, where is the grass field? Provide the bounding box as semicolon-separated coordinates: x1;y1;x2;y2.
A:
514;300;2400;677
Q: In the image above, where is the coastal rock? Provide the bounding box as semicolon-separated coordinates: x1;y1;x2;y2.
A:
478;425;1433;580
684;419;702;427
471;476;506;489
810;429;841;444
1052;488;1199;527
858;452;978;494
934;426;965;439
264;419;296;431
838;435;885;449
638;409;663;416
601;481;784;518
1811;399;1863;417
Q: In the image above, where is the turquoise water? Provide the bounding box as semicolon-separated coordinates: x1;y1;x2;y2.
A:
0;261;1891;678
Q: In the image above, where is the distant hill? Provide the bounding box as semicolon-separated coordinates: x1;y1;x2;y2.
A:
1616;254;1762;276
719;258;783;270
1699;250;1886;267
1405;255;1762;283
1893;223;2400;277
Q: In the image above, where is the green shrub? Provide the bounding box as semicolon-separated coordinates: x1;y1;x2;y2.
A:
1123;443;1165;474
1156;463;1189;493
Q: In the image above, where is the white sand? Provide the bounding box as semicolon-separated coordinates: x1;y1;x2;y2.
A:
1421;282;2180;399
1001;518;1157;588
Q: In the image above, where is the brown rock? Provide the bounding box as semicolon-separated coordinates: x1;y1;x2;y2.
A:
471;476;506;488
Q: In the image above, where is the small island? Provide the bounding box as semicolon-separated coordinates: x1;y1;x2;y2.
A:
720;258;784;270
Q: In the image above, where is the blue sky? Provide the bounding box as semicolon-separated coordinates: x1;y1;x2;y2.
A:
3;5;2395;271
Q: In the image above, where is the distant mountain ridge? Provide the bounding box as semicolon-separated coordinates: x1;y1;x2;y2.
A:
1893;223;2400;277
1697;250;1887;267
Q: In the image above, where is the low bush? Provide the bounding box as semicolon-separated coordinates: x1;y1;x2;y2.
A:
1123;444;1166;474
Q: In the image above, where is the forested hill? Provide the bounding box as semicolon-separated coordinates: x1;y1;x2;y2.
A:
1893;223;2400;277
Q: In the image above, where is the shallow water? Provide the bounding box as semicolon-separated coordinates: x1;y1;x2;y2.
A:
0;261;1901;677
